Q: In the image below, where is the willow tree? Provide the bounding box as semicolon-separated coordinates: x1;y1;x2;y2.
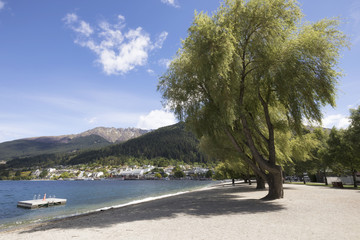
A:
158;0;347;199
200;134;266;189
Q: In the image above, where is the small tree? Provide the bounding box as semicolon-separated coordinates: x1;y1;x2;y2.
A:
205;170;213;179
173;167;186;179
343;107;360;187
154;172;162;179
39;170;49;179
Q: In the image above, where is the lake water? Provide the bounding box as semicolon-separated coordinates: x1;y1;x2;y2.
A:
0;180;216;230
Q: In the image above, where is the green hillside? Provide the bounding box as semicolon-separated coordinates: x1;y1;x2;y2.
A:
68;122;208;165
0;135;111;161
4;123;214;169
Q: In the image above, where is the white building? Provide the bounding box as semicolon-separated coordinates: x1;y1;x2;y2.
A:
119;169;145;179
47;168;56;173
31;169;41;177
94;172;104;178
189;167;209;175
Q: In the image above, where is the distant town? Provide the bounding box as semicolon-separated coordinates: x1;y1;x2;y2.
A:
0;164;214;181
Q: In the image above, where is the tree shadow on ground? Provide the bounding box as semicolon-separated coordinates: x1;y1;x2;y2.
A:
20;185;285;234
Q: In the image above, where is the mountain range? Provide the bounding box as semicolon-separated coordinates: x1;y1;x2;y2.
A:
0;127;150;162
3;123;212;169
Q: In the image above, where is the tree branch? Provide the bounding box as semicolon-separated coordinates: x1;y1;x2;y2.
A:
258;89;276;165
225;128;267;180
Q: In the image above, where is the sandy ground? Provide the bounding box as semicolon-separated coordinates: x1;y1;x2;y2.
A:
0;183;359;240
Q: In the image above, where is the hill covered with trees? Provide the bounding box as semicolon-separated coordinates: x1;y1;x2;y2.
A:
0;127;149;162
3;123;214;169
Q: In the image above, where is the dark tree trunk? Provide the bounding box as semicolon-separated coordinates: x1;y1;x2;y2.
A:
247;165;251;185
352;170;357;188
256;174;266;189
324;169;328;186
263;169;283;200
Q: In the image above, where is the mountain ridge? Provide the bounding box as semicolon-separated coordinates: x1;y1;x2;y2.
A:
0;126;150;161
4;123;213;169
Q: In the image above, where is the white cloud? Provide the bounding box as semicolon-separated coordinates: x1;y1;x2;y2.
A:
161;0;180;8
77;21;93;37
137;109;177;130
63;13;168;75
322;114;351;129
0;1;5;10
147;69;155;75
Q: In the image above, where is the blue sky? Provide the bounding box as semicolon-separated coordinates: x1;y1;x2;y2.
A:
0;0;359;143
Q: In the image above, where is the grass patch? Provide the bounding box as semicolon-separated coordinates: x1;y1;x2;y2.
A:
343;185;360;189
286;182;360;189
20;171;32;177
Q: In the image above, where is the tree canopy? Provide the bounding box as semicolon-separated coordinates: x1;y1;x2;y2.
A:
158;0;347;199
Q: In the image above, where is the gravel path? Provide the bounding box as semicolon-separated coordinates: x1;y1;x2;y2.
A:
1;183;359;240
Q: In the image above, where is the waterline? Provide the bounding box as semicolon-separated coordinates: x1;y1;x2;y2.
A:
0;180;216;231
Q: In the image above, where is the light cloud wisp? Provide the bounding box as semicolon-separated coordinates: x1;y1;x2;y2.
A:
349;2;360;44
161;0;180;8
0;1;5;10
159;58;171;68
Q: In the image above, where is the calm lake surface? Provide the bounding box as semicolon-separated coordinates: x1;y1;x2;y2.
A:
0;180;216;230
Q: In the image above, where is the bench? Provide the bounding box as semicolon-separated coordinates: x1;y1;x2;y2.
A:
332;182;343;188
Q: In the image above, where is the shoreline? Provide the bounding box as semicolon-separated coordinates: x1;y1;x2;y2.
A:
0;181;220;233
1;183;359;239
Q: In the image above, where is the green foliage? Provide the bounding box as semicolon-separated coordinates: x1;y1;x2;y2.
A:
59;172;75;179
151;168;165;173
153;157;170;167
325;128;348;174
205;170;213;178
213;160;250;180
344;106;360;171
0;170;10;179
320;108;360;187
173;169;186;179
154;172;162;179
6;153;70;168
158;0;347;198
39;170;49;178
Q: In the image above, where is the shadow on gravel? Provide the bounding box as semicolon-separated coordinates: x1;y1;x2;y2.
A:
20;185;285;234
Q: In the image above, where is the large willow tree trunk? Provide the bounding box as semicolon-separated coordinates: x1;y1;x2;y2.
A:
263;166;283;200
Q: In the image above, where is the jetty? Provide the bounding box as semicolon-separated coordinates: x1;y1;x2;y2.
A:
17;197;67;209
